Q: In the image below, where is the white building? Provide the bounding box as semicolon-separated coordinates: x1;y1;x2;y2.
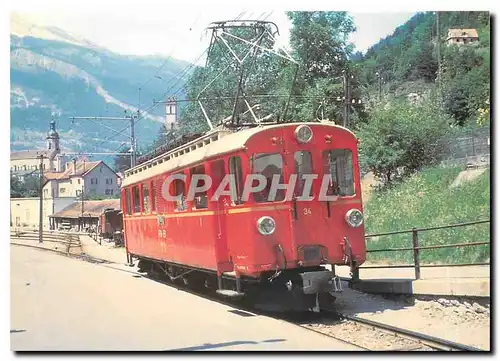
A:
44;159;121;199
10;197;75;229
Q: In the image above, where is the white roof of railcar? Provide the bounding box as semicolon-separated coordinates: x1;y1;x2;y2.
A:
122;122;354;187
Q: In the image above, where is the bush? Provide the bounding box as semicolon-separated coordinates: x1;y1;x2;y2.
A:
358;99;452;185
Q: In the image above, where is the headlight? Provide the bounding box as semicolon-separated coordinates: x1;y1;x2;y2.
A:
295;125;313;144
257;216;276;235
345;209;363;228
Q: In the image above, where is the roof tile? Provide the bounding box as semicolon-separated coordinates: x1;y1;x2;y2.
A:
51;199;121;219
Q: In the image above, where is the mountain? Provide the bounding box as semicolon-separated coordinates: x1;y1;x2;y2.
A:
10;14;192;159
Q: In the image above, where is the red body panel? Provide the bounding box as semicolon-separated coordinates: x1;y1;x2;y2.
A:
122;124;366;277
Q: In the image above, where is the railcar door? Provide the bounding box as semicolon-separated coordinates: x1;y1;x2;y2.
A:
285;146;330;265
210;159;233;273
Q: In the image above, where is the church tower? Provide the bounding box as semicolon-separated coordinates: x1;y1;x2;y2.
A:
46;120;60;171
165;96;178;130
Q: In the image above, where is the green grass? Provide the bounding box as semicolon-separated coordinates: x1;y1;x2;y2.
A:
363;166;490;265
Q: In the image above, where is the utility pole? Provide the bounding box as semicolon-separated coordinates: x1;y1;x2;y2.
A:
436;11;442;101
81;185;84;215
342;69;355;128
343;69;349;128
130;116;136;167
37;154;44;243
69;112;138;168
378;74;382;102
375;71;383;102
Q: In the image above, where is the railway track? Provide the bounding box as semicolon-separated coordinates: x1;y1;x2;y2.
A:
9;232;102;266
339;313;483;351
292;310;484;351
11;244;484;352
117;267;484;351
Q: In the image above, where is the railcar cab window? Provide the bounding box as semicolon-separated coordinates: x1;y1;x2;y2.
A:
151;180;156;212
132;185;141;213
229;156;244;205
143;183;150;213
191;165;208;209
251;153;285;203
294;151;313;197
172;176;187;211
322;149;355;197
125;188;132;215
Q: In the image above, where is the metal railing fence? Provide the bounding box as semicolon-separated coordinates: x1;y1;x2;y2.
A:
362;219;490;279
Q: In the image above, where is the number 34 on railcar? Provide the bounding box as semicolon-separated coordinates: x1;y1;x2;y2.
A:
121;122;365;312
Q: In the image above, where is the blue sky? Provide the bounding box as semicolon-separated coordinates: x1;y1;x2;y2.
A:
14;8;414;62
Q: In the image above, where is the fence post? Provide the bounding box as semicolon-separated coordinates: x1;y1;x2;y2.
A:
412;228;421;280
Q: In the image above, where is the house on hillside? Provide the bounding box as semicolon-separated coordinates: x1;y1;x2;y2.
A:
43;159;120;199
446;28;479;45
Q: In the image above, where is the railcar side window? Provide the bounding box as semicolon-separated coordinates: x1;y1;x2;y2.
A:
143;183;150;213
125;188;132;215
190;165;208;209
151;180;156;212
322;149;355;197
251;153;285;203
173;176;187;211
294;151;313;197
211;160;225;202
229;156;244;205
132;185;141;213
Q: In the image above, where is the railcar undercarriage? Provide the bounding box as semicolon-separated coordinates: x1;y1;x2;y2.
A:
133;256;344;312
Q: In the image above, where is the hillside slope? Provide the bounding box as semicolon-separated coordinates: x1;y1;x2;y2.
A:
355;11;490;125
363;166;490;265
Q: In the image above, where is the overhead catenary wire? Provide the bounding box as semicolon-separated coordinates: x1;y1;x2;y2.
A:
90;12;249;153
137;12;204;108
136;11;249;119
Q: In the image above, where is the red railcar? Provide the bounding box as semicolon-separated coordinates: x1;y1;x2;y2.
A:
121;122;365;311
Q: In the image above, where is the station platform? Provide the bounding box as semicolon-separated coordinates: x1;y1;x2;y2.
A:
333;264;490;298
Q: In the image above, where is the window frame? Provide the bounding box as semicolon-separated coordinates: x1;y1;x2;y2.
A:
125;188;132;215
150;179;156;212
294;150;314;198
190;164;208;210
228;156;244;205
250;152;285;203
322;148;356;197
172;173;187;212
142;183;150;213
132;185;141;214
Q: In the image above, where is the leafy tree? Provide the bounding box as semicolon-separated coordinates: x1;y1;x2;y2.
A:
358;99;452;185
287;12;354;84
441;43;490;125
284;11;365;125
443;80;470;124
412;42;438;81
10;174;40;198
114;145;132;173
10;175;24;198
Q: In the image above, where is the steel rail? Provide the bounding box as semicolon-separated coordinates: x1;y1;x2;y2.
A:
339;313;484;351
10;242;74;257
